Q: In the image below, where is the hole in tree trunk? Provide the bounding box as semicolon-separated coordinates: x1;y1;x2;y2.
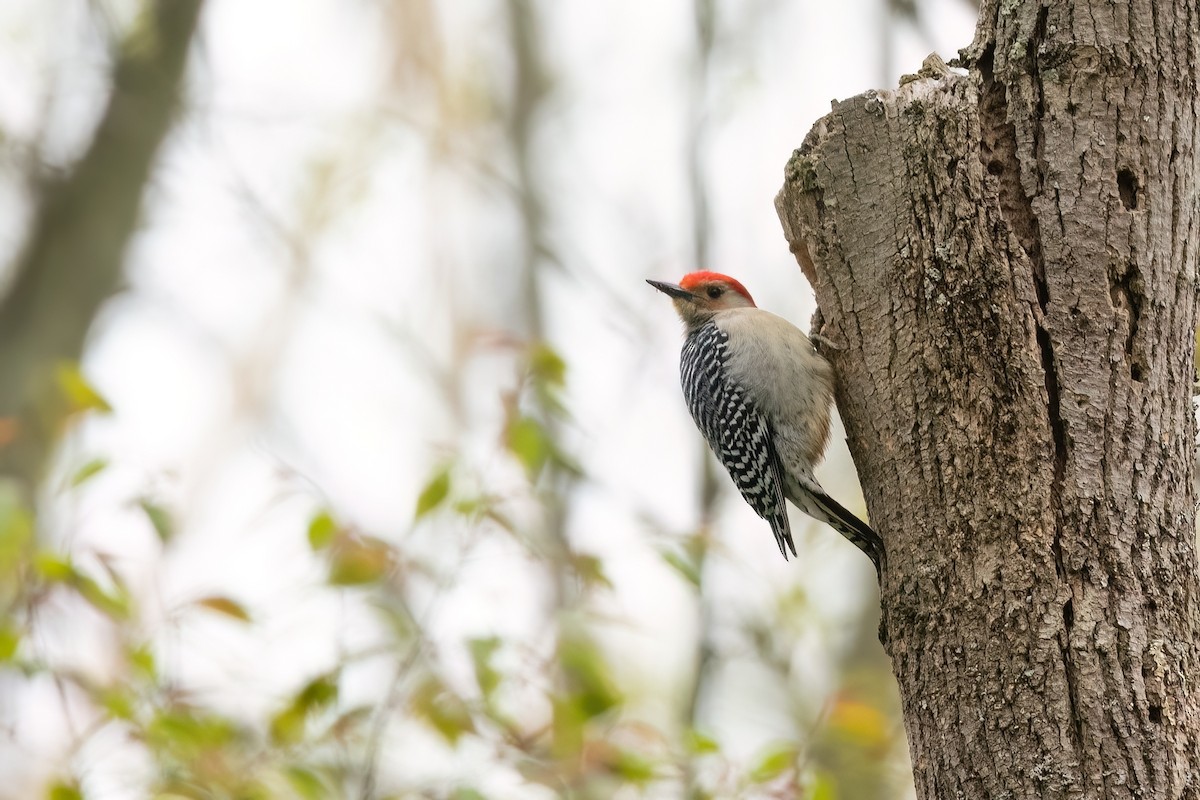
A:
1117;168;1139;210
1149;705;1163;723
1063;599;1074;628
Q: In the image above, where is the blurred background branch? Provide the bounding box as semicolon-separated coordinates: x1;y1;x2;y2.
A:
0;0;204;492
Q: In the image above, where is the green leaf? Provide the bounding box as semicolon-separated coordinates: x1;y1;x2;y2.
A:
528;342;570;418
571;554;612;590
748;742;798;783
551;695;585;758
558;632;621;720
684;728;720;755
284;766;328;800
270;705;307;746
33;552;74;582
306;510;337;551
468;637;501;699
75;573;132;620
660;549;701;587
529;342;567;388
295;674;339;711
328;536;393;586
506;416;548;478
0;483;33;570
56;362;112;414
270;674;339;745
810;771;838;800
193;595;252;623
98;686;135;720
415;467;451;519
146;708;239;755
127;644;156;679
0;623;20;661
45;781;83;800
138;500;173;543
69;458;108;488
611;749;657;784
412;675;475;744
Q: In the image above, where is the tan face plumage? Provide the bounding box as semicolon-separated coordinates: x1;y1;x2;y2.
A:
646;271;756;330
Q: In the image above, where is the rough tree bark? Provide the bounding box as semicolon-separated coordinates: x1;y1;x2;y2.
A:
775;0;1200;797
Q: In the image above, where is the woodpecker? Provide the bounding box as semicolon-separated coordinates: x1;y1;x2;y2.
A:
648;271;885;578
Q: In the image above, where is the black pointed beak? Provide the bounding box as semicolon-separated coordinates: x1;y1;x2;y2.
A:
646;279;696;301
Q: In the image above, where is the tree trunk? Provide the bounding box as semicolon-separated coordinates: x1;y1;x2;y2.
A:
775;0;1200;796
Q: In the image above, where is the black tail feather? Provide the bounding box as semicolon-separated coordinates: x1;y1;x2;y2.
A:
809;489;886;579
768;510;798;559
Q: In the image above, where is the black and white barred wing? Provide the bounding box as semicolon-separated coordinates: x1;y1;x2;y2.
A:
680;323;797;558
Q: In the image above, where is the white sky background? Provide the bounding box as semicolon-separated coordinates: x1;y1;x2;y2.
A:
0;0;976;796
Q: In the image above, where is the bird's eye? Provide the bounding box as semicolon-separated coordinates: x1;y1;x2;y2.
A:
706;286;723;299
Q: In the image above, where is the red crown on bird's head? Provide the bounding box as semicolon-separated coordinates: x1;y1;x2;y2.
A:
679;271;755;306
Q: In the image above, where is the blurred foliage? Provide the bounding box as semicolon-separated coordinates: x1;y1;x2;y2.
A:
0;339;908;799
0;0;923;797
